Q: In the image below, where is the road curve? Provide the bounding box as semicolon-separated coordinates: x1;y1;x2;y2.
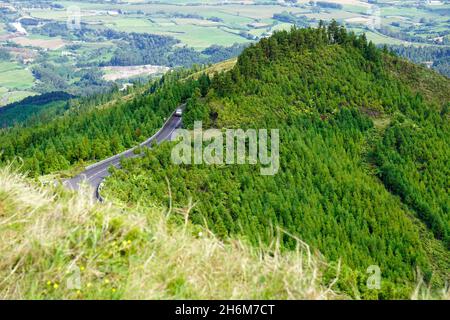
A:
64;106;184;199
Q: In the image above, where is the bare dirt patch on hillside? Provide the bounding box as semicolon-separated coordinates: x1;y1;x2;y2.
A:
102;65;170;81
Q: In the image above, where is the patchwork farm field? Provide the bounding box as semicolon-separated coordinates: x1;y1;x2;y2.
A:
20;1;383;49
27;0;449;49
101;64;169;81
0;0;449;106
0;62;34;90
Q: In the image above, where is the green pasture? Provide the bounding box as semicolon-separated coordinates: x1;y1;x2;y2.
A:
0;62;35;90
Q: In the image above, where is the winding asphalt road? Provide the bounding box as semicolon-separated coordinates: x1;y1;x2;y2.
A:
64;106;184;199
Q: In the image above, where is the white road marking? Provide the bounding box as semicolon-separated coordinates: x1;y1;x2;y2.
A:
66;107;183;195
86;125;178;182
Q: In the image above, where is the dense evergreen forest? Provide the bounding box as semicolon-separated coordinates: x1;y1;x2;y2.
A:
0;71;204;175
388;45;450;78
1;23;448;299
36;22;247;68
101;24;449;298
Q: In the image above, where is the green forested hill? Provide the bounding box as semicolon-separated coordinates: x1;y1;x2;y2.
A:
0;23;448;299
102;24;450;298
0;92;72;128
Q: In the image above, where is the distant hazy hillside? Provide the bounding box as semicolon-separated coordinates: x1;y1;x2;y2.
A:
0;166;337;300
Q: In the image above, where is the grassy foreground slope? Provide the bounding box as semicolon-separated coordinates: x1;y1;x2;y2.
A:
0;165;339;299
104;24;450;298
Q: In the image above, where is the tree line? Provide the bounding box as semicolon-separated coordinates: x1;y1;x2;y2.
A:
104;24;450;297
